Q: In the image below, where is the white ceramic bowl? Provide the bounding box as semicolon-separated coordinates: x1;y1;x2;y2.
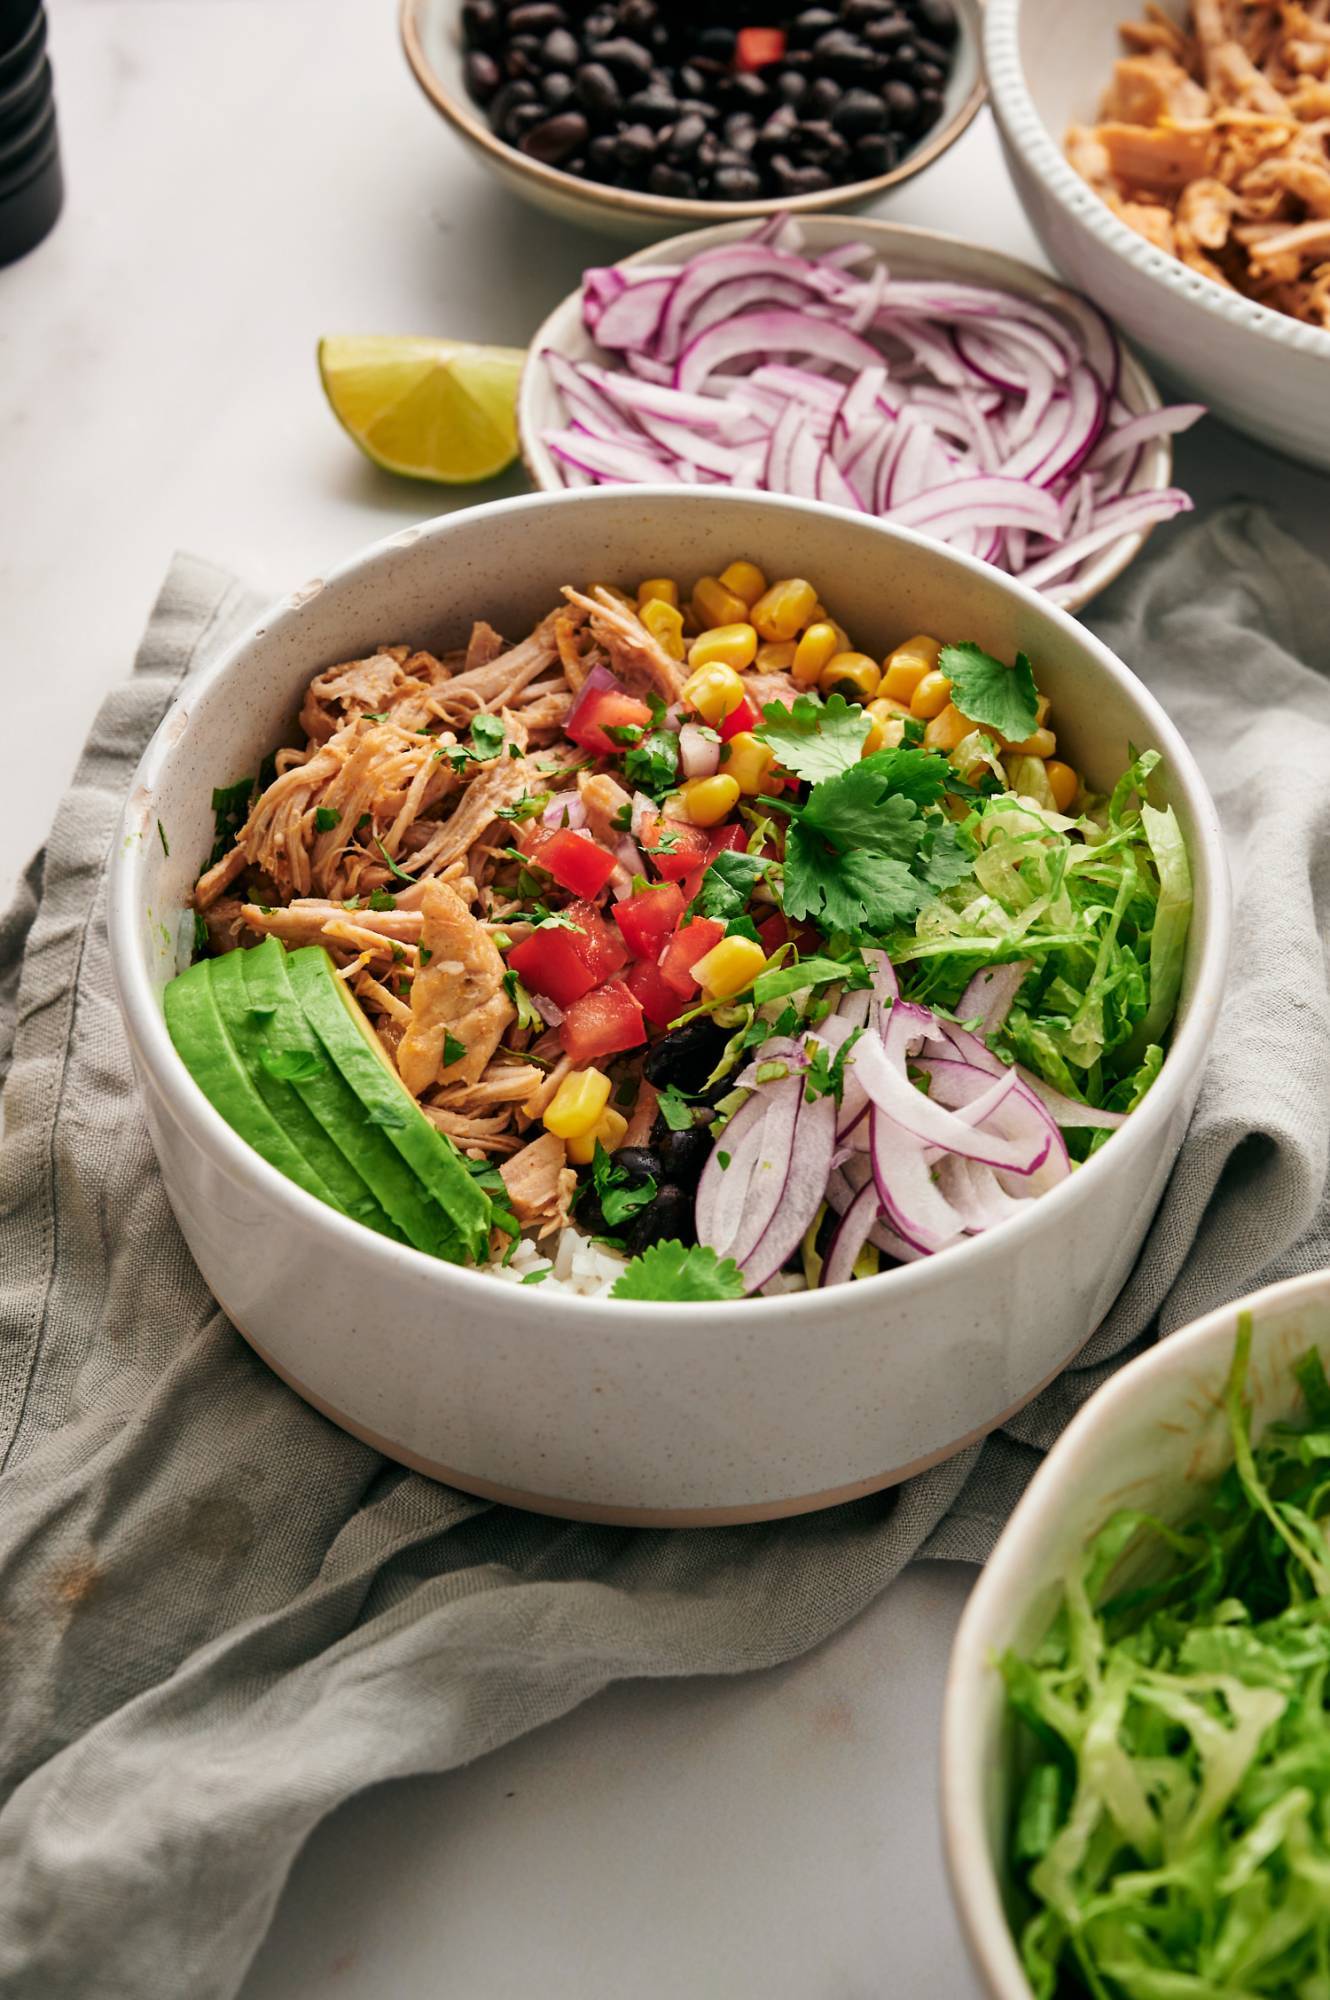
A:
942;1267;1330;1999
518;214;1180;616
985;0;1330;472
107;486;1230;1526
400;0;986;243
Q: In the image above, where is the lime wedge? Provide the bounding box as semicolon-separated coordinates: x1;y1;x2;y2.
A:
318;335;526;484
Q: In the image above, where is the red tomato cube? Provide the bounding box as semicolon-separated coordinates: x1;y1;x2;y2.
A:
718;696;760;743
563;898;629;984
735;25;786;70
565;684;654;759
613;880;686;959
507;929;596;1010
540;828;617;900
626;956;685;1029
639;812;711;883
560;980;647;1063
706;823;750;862
659;917;726;998
757;912;789;956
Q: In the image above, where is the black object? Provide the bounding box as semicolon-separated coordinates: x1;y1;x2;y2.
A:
0;1;60;266
458;0;957;202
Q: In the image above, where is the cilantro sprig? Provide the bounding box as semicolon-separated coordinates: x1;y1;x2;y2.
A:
753;691;870;783
938;642;1039;744
610;1241;746;1303
583;1141;656;1230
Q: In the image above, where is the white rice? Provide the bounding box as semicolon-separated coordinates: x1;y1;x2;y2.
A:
484;1225;627;1298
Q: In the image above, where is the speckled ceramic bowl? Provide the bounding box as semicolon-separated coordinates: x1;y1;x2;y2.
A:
518;213;1181;617
399;0;986;243
107;487;1229;1526
941;1267;1330;2000
985;0;1330;471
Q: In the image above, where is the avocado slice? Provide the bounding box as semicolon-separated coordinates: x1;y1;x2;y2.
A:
242;939;470;1259
210;943;398;1240
164;958;344;1210
287;946;492;1263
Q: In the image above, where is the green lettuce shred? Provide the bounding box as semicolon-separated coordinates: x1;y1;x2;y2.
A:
999;1315;1330;1997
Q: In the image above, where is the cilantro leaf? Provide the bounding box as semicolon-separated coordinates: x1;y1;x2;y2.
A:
753;692;870;784
690;848;773;925
209;776;253;864
750;955;868;1005
623;727;680;797
783;827;933;935
442;1032;466;1068
495;792;552;824
655;1084;695;1131
610;1241;746;1303
469;714;507;761
520;1268;550;1285
367;889;397;912
939;642;1039;744
502;969;543;1034
374;837;418;885
587;1141;656;1229
314;806;339;833
192;910;209;955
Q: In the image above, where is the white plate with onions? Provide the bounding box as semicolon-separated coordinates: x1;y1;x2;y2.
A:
518;213;1203;615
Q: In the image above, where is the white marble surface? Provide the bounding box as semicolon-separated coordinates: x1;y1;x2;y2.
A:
5;4;1330;1995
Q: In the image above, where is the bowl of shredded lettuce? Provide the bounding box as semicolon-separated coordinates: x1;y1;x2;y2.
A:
942;1268;1330;2000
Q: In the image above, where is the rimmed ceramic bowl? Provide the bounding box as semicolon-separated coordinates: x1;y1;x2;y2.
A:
519;213;1181;616
985;0;1330;472
107;486;1229;1527
941;1266;1330;1999
399;0;986;243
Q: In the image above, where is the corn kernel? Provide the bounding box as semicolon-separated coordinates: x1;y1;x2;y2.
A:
755;640;797;672
687;621;759;672
677;773;741;827
640;596;686;661
543;1067;612;1141
719;559;767;606
910;670;953;720
691;575;750;630
1007;726;1056;758
565;1106;629;1166
682;661;747;725
866;699;908;751
1045;760;1079;813
880;635;942;704
637;577;679;608
692;934;767;1001
751;577;819;643
721;731;776;796
819;651;880;703
923;702;973;755
792;620;840;687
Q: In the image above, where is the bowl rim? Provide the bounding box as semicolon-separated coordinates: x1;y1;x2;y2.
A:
938;1262;1330;2000
398;0;988;227
107;484;1231;1327
516;211;1177;617
983;0;1330;366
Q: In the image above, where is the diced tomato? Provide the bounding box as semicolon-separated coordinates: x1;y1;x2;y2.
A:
626;956;685;1029
639;811;711;883
564;898;629;983
757;912;789;956
560;980;647;1063
707;822;750;862
735;25;786;70
659;916;726;998
613;880;686;959
565;684;654;759
508;929;596;1011
539;828;617;900
718;696;760;743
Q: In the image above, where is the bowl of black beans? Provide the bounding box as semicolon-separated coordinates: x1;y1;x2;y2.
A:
400;0;983;238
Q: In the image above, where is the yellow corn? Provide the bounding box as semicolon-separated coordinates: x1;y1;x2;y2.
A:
543;1067;613;1141
880;635;942;704
755;640;797;672
640;597;686;661
792;620;840;687
862;702;907;755
692;934;767;1001
721;731;776;796
751;577;819;643
565;1105;629;1166
923;702;972;755
691;575;750;630
637;577;679;608
682;661;747;725
1044;760;1079;813
819;651;880;703
1007;726;1056;758
687;621;759;672
677;773;741;827
719;559;767;607
910;670;953;720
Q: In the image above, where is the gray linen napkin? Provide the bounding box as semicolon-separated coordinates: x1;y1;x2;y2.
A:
1;503;1328;1999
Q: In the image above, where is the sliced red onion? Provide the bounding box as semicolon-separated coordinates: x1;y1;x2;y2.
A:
675;310;886;397
679;722;720;779
869;1108;965;1255
695;1091;770;1259
541;792;588;831
820;1181;881;1287
957;960;1030;1034
629;789;657;838
530;992;564;1027
852;1033;1049;1175
1011;1069;1128;1130
592;273;675;351
739;1090;837;1294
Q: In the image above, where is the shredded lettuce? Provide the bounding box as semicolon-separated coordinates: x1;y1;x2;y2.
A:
1000;1316;1330;1998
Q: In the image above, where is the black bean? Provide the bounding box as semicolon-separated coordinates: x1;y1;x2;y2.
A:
753;104;799;154
696;131;722;168
777;70;811;108
790;7;839;45
842;0;894;21
812;27;879;79
724;111;758;147
664;110;707;159
583;5;617;38
613;1147;662;1183
592;36;655;82
505;101;549;138
540;26;581;68
648;161;696;195
882;77;920;127
832;86;888;134
507;1;565;30
464;50;502;100
852;129;897;174
540;68;575;105
588;131;620;166
677;62;706;97
724;71;771;108
714;163;765;198
795;119;850;165
575;61;621;114
884;40;920;75
655;1125;714;1184
807;74;843;116
624;87;679;126
490;76;538;125
462;0;501;47
912;0;958;43
687;55;730;81
620;1184;694;1254
914;34;951;64
697;25;737;60
677;98;720;122
643;1020;729;1093
504;38;544;80
613;120;657;166
519;109;589;161
768;154;833;193
915;88;944;129
914;60;946;89
618;0;656;29
863;13;912;46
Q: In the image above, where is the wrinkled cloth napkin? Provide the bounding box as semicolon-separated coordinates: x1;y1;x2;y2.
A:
2;503;1330;1998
